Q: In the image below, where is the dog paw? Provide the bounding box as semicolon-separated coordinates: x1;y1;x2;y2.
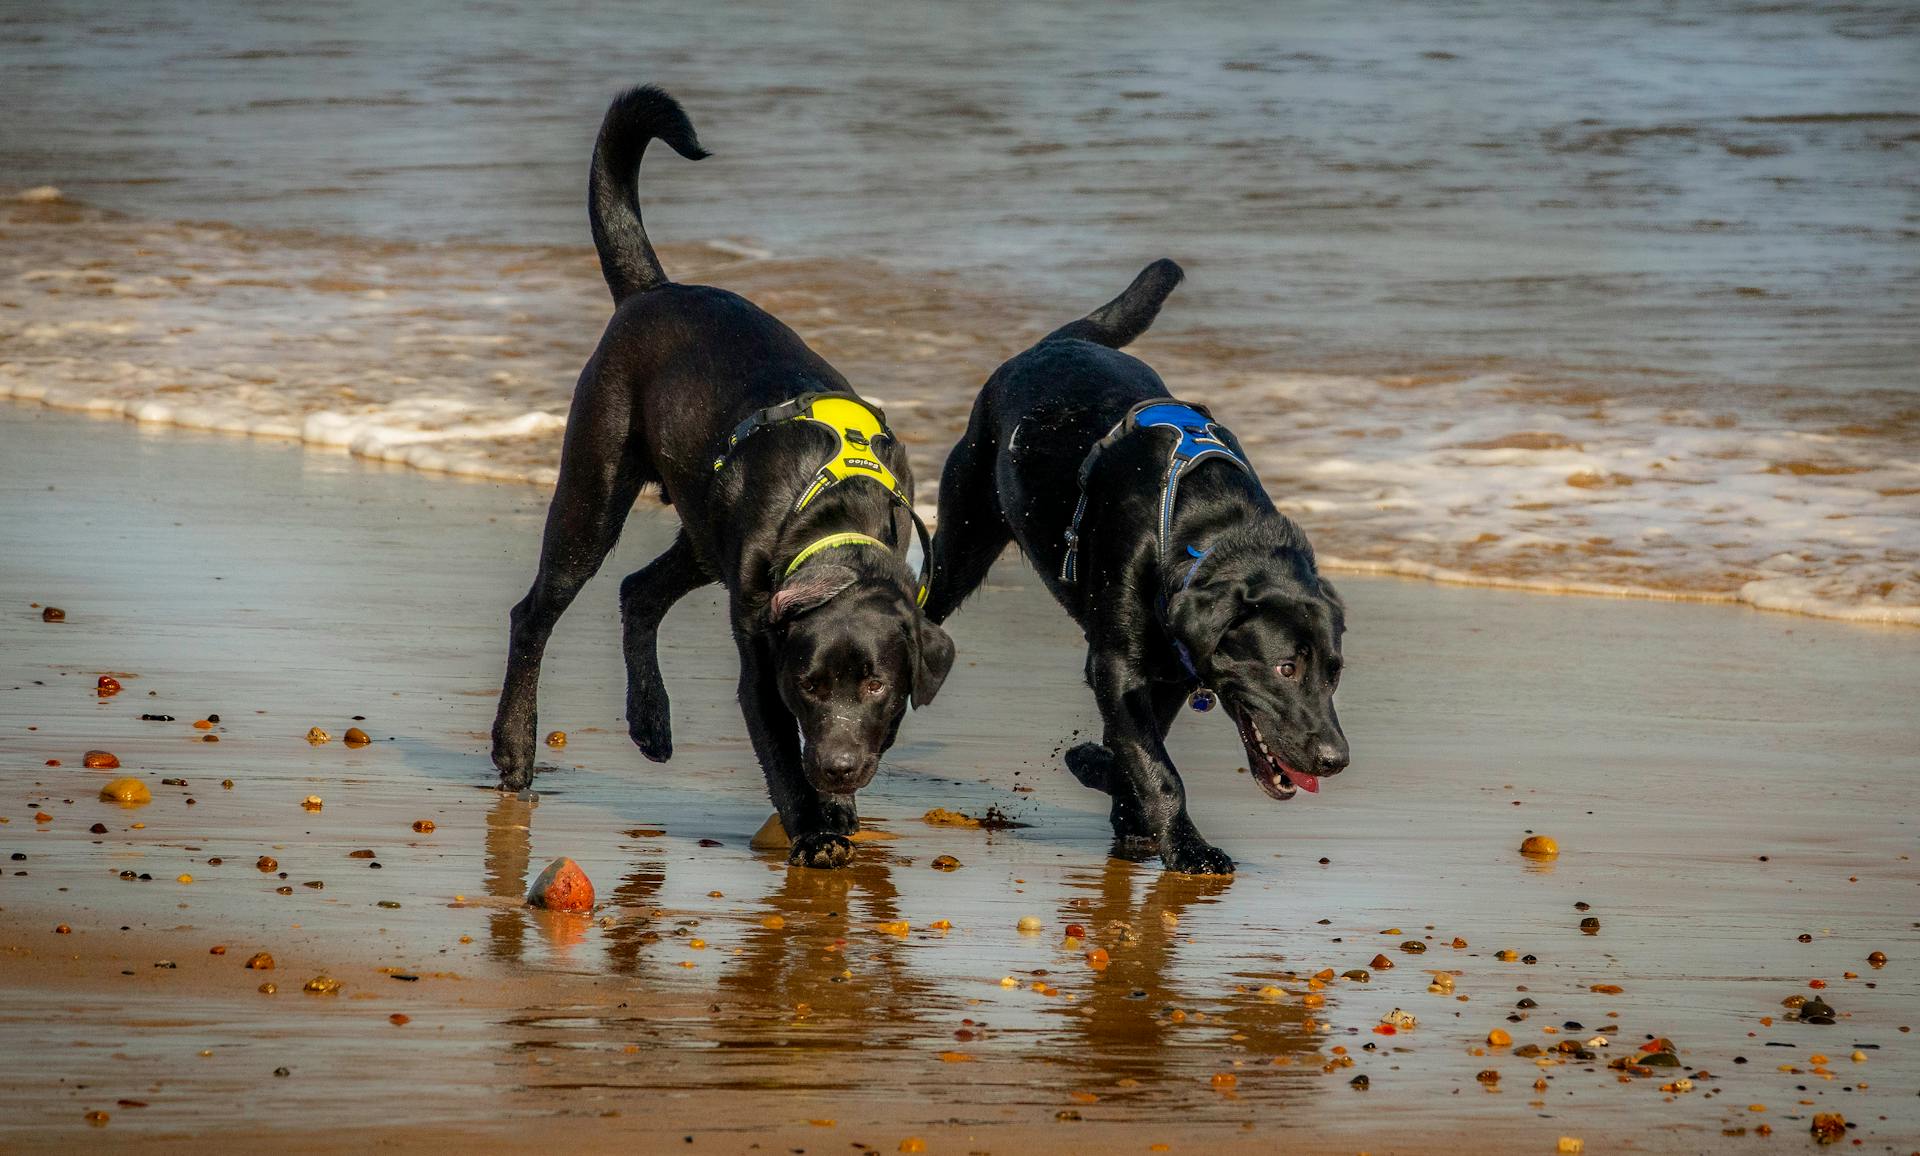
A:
492;728;536;791
626;694;673;763
787;831;855;870
1064;742;1115;793
1162;836;1235;876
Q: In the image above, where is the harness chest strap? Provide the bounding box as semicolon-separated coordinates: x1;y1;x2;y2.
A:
1060;399;1254;584
716;392;931;606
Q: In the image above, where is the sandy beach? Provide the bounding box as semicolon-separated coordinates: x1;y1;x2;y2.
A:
3;402;1916;1152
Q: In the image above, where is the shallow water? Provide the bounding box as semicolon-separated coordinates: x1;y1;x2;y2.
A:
3;2;1918;623
2;407;1916;1149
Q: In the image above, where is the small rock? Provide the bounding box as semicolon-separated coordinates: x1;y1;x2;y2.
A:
255;856;278;872
305;727;330;745
930;854;963;871
1557;1139;1583;1155
301;795;323;811
245;952;275;969
42;606;66;622
1380;1008;1417;1030
98;778;151;805
412;819;435;834
544;730;567;748
527;856;595;912
96;676;122;695
1520;834;1559;859
1369;954;1393;970
1866;950;1886;968
1809;1113;1846;1144
83;750;120;770
1400;940;1427;954
342;727;371;746
89;822;108;834
1487;1028;1512;1047
1349;1074;1369;1090
1017;916;1044;934
303;975;342;995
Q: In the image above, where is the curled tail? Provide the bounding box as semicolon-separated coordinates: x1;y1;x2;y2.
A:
1042;258;1184;348
588;85;710;303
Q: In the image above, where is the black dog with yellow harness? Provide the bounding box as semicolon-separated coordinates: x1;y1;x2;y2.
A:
490;86;953;868
926;259;1349;875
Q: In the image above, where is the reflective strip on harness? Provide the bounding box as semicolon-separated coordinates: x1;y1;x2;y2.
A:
1059;399;1253;584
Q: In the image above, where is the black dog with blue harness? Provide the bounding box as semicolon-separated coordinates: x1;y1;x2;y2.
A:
926;259;1351;876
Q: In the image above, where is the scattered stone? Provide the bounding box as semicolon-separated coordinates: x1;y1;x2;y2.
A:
1349;1074;1369;1090
1487;1028;1512;1047
1520;834;1559;859
412;819;435;834
83;750;120;770
1369;954;1393;970
306;727;330;744
245;952;275;970
930;854;963;871
303;976;341;995
301;795;323;811
1017;916;1044;934
1866;951;1886;968
343;727;371;746
89;822;108;834
96;676;122;695
98;778;151;805
42;606;67;622
1798;997;1836;1024
544;730;567;748
1809;1113;1846;1144
1400;940;1427;954
527;857;595;912
348;849;376;859
1380;1008;1417;1030
255;856;278;872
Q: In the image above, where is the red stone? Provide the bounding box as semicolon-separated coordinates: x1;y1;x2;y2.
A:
527;857;595;912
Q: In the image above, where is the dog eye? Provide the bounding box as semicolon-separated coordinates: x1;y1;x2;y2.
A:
862;678;885;696
798;677;818;695
1278;660;1298;680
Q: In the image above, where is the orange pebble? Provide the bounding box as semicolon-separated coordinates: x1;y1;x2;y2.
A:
82;750;119;769
193;719;214;730
96;676;122;695
526;856;595;912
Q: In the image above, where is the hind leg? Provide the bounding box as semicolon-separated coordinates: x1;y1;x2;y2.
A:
924;419;1011;625
1068;679;1187;849
621;530;712;762
492;385;647;790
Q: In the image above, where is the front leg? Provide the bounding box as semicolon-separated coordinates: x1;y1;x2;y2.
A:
1087;649;1234;875
620;531;714;762
735;634;858;869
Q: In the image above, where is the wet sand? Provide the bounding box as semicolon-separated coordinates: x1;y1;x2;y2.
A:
2;403;1917;1153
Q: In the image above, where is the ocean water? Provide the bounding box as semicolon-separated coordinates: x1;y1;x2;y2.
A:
2;0;1916;623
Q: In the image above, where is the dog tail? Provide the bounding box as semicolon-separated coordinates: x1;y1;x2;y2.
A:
588;84;710;303
1042;258;1184;349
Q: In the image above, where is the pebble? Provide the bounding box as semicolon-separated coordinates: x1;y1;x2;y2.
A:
930;854;962;871
98;778;151;805
389;1013;411;1026
306;727;330;744
1369;954;1393;970
1809;1113;1847;1144
544;730;567;747
343;727;371;746
1380;1008;1417;1030
96;676;121;695
1017;916;1044;933
82;750;120;770
301;795;323;811
255;856;278;872
1557;1138;1583;1155
302;976;342;995
1520;834;1559;859
84;1110;107;1126
1400;940;1427;954
89;822;107;834
526;856;595;912
42;606;66;622
412;819;435;834
245;952;274;969
1487;1028;1512;1047
55;924;71;935
1866;950;1886;968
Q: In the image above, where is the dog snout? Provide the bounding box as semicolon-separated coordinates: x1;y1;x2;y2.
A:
1313;736;1349;776
808;746;875;791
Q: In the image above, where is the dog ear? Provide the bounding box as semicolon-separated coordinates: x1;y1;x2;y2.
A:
1166;575;1243;672
1316;576;1344;612
910;614;956;708
769;564;859;624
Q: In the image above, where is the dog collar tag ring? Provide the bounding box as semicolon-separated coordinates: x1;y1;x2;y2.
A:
1189;688;1216;713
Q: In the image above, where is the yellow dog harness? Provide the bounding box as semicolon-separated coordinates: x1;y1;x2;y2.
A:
715;392;930;605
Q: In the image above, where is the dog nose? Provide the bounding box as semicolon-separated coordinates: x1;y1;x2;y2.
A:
1314;740;1349;776
818;750;865;781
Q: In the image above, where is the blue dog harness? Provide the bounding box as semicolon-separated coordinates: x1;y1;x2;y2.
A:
1059;399;1255;713
1059;399;1254;584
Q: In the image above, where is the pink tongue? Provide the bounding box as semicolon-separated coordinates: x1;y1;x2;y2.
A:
1286;768;1320;794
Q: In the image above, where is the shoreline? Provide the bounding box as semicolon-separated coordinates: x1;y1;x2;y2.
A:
5;389;1915;631
2;403;1916;1151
